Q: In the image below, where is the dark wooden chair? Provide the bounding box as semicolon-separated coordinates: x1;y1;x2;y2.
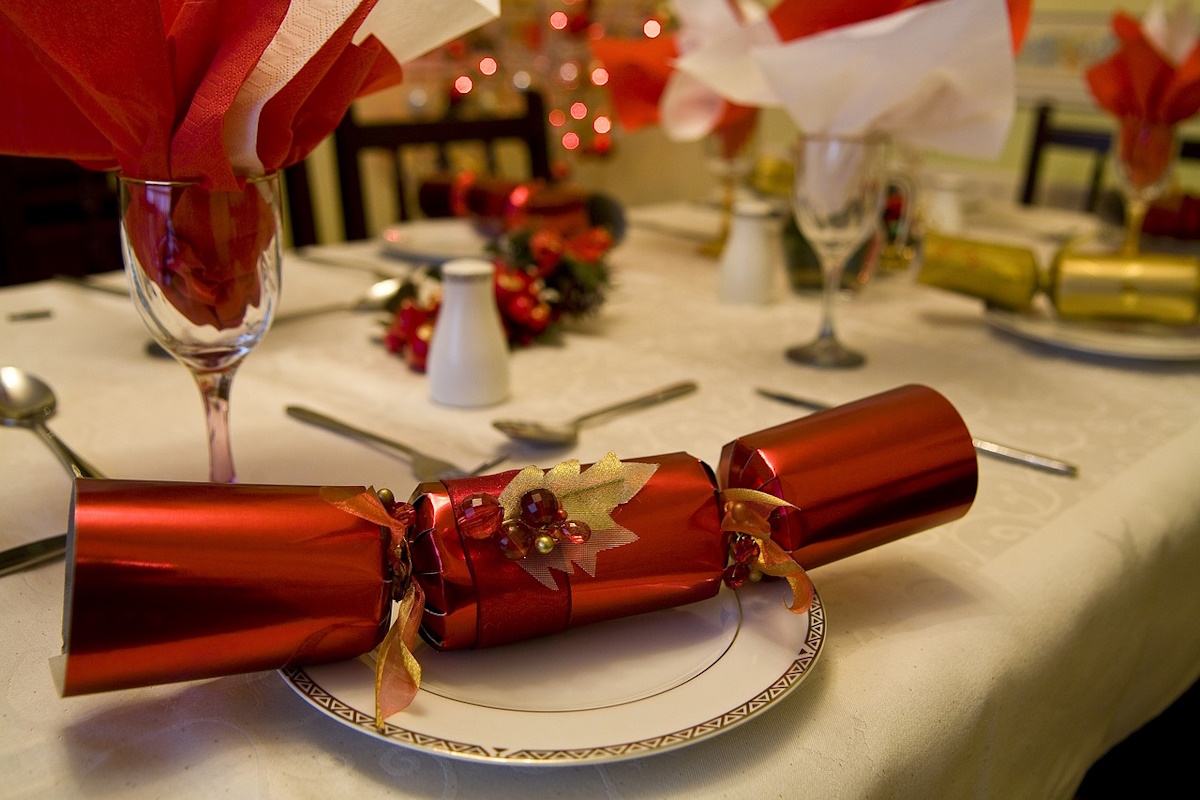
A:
283;161;318;248
287;89;552;244
1019;103;1113;212
1020;102;1200;213
0;156;123;286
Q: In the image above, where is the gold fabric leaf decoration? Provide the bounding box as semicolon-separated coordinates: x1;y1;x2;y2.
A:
497;452;658;588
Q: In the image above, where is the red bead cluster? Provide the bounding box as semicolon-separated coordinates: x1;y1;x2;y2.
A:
455;488;591;561
722;533;761;589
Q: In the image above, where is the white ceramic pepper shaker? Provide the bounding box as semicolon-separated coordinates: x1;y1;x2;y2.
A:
718;197;779;305
426;258;510;407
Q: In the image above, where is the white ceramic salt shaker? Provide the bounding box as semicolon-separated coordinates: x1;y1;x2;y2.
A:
718;197;779;305
426;258;510;407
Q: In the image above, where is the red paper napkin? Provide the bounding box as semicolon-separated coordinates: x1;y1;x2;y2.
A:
589;13;757;156
1086;9;1200;125
0;1;403;190
769;0;1029;52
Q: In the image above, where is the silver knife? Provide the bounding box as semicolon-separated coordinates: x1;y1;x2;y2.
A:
755;387;1079;478
0;533;67;577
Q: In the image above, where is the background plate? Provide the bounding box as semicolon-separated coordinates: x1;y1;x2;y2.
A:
986;300;1200;362
380;218;488;264
282;581;824;765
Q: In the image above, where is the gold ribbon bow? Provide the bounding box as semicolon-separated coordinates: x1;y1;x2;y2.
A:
321;486;425;730
719;488;814;614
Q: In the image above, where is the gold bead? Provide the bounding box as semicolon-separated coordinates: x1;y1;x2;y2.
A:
376;488;395;508
534;534;556;554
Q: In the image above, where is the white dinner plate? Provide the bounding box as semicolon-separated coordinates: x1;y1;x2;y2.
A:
967;202;1101;244
282;580;824;765
380;218;489;264
986;299;1200;362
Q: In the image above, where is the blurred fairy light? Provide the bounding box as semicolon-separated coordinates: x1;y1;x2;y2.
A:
404;2;674;165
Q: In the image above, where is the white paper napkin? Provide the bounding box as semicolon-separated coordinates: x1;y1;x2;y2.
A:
658;0;766;142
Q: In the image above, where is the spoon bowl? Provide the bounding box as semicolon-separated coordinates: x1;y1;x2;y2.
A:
492;381;698;446
0;366;104;478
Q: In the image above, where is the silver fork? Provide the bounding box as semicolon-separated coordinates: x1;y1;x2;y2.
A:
286;405;506;481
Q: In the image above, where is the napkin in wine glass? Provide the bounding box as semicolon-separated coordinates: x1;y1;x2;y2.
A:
672;0;1029;160
1085;1;1200;126
0;1;497;327
0;0;499;188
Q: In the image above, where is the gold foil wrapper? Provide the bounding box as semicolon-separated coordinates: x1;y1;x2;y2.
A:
917;232;1040;311
1051;250;1200;325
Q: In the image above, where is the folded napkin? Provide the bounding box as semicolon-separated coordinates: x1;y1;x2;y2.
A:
672;0;1030;159
589;0;759;157
1085;1;1200;125
0;0;499;189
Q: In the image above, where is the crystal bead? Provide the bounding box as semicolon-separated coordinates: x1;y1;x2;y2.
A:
498;520;532;560
722;563;750;589
519;488;562;527
730;535;760;565
456;493;503;540
557;519;591;544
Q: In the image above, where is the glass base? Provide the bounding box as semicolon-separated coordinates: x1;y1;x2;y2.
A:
786;337;865;369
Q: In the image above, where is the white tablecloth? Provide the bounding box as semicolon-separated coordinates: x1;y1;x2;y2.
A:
2;204;1199;799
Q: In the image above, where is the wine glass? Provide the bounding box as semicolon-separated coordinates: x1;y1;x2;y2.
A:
1113;117;1177;256
119;174;283;483
786;133;889;368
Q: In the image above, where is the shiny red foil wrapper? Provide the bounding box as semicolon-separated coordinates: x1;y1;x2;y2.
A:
719;384;978;568
408;453;726;650
58;481;390;696
56;385;977;698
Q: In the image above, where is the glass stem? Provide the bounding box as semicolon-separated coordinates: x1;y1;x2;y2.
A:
194;368;238;483
817;254;847;343
1123;197;1147;257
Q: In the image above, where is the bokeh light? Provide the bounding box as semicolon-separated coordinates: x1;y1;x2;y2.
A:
549;11;569;30
453;75;473;94
593;115;612;135
478;57;498;76
548;108;567;127
643;19;662;38
590;67;610;87
570;102;588;120
562;132;580;150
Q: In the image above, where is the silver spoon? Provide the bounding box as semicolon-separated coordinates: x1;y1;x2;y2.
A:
492;380;699;446
144;276;405;359
0;366;104;478
0;367;103;577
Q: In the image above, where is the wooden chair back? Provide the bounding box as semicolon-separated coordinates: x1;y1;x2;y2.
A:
289;90;552;243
